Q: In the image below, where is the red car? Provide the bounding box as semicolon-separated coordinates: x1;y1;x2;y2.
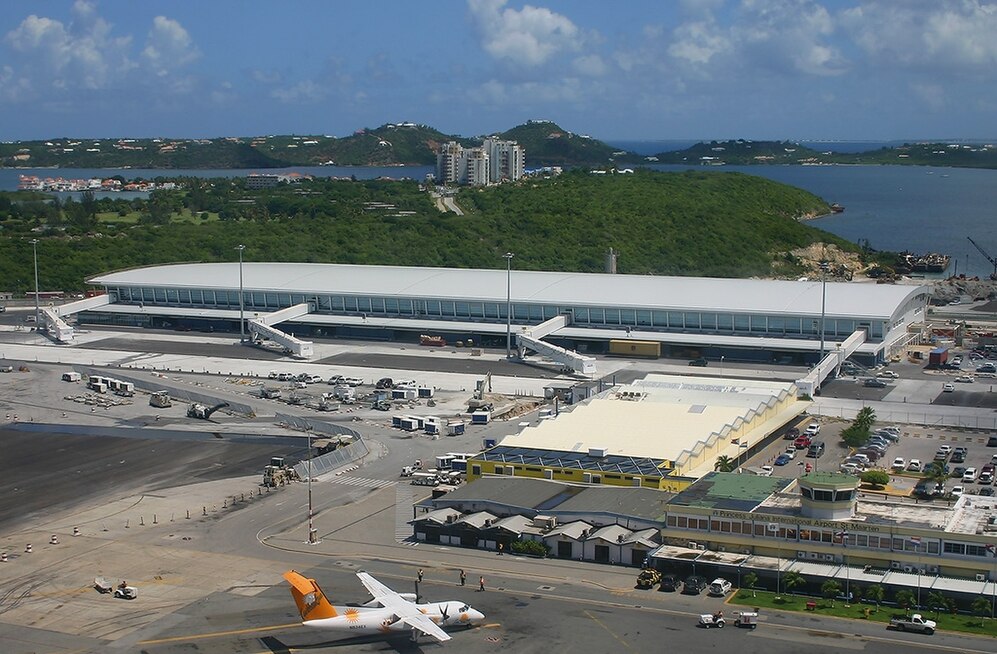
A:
794;436;812;450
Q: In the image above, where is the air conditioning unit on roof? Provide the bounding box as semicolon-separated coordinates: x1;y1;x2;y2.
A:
796;551;806;559
976;573;986;582
890;561;902;569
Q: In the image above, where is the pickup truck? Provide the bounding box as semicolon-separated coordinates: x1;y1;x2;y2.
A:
889;614;936;634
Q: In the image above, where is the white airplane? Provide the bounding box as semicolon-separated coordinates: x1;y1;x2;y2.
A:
283;569;485;643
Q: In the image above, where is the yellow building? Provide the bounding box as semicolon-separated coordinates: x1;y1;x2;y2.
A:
468;374;809;492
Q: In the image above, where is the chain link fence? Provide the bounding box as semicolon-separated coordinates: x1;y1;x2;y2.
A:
811;403;997;431
273;413;369;478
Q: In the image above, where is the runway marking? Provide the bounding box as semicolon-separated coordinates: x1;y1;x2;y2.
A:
137;622;301;645
583;609;633;651
328;475;397;489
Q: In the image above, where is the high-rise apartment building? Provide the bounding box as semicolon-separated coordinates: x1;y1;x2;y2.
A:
436;138;525;186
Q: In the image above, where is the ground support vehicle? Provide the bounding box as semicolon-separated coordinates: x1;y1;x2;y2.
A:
889;614;936;634
699;612;725;628
149;391;172;408
635;568;662;589
734;611;758;629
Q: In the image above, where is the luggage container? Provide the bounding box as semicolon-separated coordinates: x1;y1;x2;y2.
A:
447;421;466;436
435;454;456;470
417;387;435;398
61;372;82;382
392;415;404;428
400;417;420;431
609;339;660;358
471;411;491;425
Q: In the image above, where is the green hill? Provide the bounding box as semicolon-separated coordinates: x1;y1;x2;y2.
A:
0;168;850;291
499;120;622;166
653;140;827;165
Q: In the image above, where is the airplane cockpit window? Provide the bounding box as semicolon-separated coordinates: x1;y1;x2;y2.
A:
459;605;469;611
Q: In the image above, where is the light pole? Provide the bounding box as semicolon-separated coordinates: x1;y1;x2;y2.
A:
503;252;514;359
818;261;829;372
307;426;318;544
720;355;725;378
235;244;246;343
29;238;40;326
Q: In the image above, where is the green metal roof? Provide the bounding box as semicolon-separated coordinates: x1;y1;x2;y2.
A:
668;472;794;510
800;472;860;488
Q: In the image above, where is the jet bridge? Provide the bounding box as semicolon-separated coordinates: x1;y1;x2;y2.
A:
248;302;314;358
37;293;113;343
516;313;597;376
795;329;867;396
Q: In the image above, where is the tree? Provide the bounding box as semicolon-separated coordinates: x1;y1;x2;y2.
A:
923;461;948;485
742;572;758;597
860;470;890;489
821;580;842;606
784;571;806;595
926;591;947;617
714;455;736;473
841;423;868;448
854;406;876;431
895;589;916;612
865;584;885;611
971;597;991;625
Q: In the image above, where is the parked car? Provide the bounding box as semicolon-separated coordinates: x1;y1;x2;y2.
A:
908;459;922;472
784;427;801;440
708;578;733;596
863;378;887;388
989;436;997;447
962;467;978;483
880;425;901;435
856;449;883;462
806;441;825;458
913;482;932;497
794;436;812;450
805;422;821;436
688;357;709;367
327;375;345;385
951;448;967;463
846;454;870;465
876;370;900;378
682;575;708;595
306;374;323;384
951;485;964;497
375;377;394;389
840;463;863;475
953;466;967;478
874;430;900;442
891;457;906;471
774;454;792;466
977;363;997;373
981;486;996;497
942;383;956;392
659;574;682;592
955;375;975;383
980;471;994;485
782;448;796;460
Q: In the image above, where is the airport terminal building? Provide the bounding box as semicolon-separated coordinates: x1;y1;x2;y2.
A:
80;262;929;367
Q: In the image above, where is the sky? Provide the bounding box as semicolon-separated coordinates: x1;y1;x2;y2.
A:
1;0;996;142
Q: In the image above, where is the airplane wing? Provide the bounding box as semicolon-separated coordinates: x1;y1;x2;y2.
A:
356;572;451;642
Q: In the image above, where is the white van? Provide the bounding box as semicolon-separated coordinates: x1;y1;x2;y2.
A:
61;372;82;382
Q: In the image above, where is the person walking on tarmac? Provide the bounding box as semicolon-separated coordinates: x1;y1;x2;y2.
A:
417;568;424;583
459;569;466;586
479;576;486;592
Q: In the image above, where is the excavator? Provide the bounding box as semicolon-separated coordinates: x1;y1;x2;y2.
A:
186;402;230;420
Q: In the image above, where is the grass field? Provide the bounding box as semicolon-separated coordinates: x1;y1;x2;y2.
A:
729;589;997;637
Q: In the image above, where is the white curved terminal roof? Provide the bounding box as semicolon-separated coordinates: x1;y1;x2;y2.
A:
89;262;927;320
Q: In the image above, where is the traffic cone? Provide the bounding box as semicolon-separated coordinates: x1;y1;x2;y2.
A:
1;552;7;562
73;526;80;536
50;534;59;545
25;543;32;553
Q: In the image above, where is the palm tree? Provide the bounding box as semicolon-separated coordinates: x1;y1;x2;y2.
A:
926;591;947;617
895;589;916;612
821;580;842;607
923;461;948;486
854;406;877;431
971;597;990;626
714;455;736;472
865;584;885;611
784;571;806;595
742;572;758;597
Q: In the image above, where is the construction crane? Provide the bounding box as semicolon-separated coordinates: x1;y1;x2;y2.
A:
966;237;997;280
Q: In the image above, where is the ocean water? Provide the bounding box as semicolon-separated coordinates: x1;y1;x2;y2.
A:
3;161;995;279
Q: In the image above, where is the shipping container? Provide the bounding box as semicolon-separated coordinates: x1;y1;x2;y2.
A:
609;339;660;358
928;347;949;367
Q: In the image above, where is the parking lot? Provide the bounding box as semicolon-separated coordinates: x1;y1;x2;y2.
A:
750;414;997;498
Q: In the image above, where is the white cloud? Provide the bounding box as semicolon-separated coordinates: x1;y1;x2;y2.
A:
142;16;199;76
668;20;729;65
573;54;607;77
271;80;326;104
843;1;997;69
475;76;583;105
468;0;581;67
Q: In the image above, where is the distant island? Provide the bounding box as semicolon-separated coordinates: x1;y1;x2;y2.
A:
2;121;995;170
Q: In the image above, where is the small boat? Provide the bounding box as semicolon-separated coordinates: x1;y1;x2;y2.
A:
829;203;844;213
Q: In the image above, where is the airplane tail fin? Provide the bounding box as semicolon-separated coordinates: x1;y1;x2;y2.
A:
283;570;338;621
